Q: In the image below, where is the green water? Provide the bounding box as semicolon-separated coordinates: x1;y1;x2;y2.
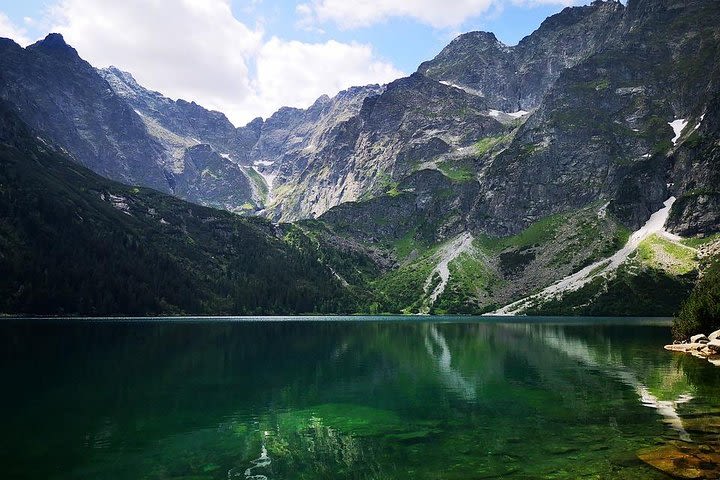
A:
1;316;719;479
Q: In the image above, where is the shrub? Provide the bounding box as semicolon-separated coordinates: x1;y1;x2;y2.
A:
673;256;720;340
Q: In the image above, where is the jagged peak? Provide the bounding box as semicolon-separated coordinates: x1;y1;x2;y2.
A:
0;37;22;50
29;33;78;54
244;117;264;131
531;0;623;36
447;30;507;49
102;66;142;87
310;94;332;109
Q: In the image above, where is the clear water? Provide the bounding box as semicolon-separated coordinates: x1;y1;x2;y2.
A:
1;316;719;479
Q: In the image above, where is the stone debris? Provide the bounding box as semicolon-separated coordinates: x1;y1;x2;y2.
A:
690;334;709;344
665;330;720;366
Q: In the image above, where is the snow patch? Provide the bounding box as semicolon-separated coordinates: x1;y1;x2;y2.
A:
669;119;687;145
253;160;274;167
439;80;483;96
492;197;678;315
487;109;530;119
507;110;529;118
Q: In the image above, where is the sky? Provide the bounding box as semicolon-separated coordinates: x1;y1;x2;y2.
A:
0;0;591;126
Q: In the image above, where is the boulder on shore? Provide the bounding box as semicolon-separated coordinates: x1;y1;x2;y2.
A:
666;333;720;367
665;343;706;352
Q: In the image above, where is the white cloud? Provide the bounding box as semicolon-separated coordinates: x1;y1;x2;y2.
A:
247;38;402;119
46;0;401;126
301;0;578;30
0;12;32;46
49;0;261;122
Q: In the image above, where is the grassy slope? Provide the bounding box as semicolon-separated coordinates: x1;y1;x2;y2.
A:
523;235;699;317
312;200;638;315
673;252;720;340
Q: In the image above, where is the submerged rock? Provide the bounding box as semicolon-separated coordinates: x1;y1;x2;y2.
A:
637;443;720;479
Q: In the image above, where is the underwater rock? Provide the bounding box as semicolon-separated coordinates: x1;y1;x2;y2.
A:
637;443;720;479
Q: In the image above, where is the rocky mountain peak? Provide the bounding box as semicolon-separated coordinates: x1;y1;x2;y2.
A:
533;0;622;33
101;66;147;99
244;116;264;131
0;37;21;51
29;33;78;56
449;30;504;47
418;0;624;111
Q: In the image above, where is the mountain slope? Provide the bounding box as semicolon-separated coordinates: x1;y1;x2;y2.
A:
98;66;261;166
0;34;168;192
471;0;720;236
0;35;257;212
307;0;720;313
0;103;351;315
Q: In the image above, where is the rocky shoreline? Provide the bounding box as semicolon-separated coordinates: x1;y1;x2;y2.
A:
665;330;720;366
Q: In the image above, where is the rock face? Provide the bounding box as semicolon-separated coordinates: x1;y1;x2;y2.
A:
0;36;256;212
260;0;720;232
466;0;720;235
666;75;720;236
261;2;625;221
418;1;623;111
98;67;261;166
266;74;503;221
0;35;168;192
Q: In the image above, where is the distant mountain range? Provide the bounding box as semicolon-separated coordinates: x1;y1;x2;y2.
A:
0;0;718;315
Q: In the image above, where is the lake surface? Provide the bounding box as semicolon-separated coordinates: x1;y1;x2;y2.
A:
1;316;719;479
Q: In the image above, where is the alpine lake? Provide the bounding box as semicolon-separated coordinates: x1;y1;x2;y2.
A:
2;316;719;479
